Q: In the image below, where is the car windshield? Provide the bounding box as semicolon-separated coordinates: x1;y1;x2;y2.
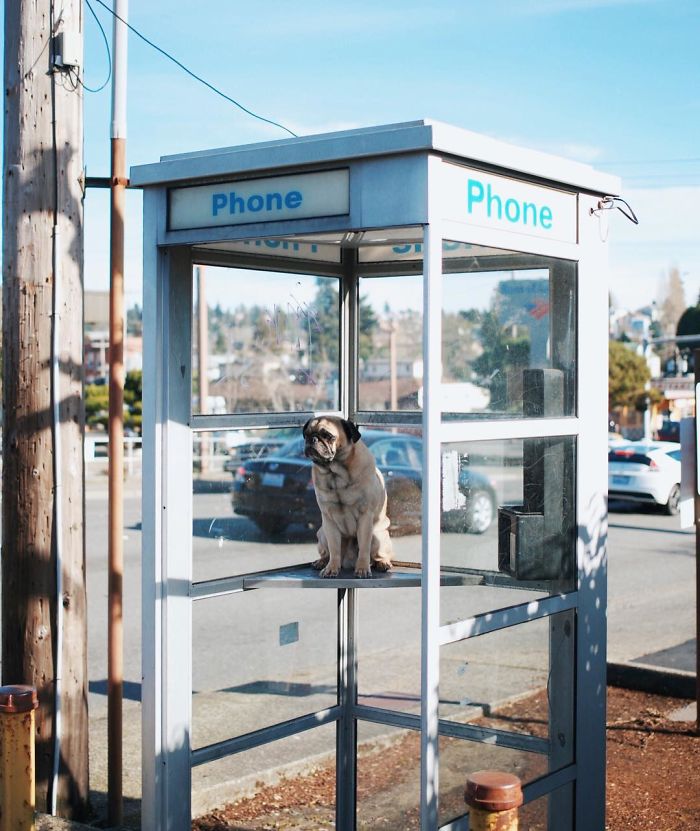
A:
276;436;306;457
608;449;655;465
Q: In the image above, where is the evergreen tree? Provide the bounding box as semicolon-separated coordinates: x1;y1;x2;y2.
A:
608;340;650;410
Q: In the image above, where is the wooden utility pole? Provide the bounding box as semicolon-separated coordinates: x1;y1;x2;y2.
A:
2;1;88;818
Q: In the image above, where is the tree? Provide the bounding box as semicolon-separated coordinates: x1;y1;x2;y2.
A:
676;302;700;356
86;371;142;434
124;371;143;433
307;279;378;365
658;267;686;336
608;340;650;410
442;311;481;382
472;311;530;410
126;303;143;336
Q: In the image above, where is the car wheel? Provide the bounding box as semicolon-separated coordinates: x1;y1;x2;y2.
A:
251;514;288;535
465;491;494;534
664;484;680;516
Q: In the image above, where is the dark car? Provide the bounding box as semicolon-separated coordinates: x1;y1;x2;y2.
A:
654;420;680;444
230;429;497;536
223;436;291;473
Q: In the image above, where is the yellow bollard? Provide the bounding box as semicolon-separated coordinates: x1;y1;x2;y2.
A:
0;685;39;831
465;770;523;831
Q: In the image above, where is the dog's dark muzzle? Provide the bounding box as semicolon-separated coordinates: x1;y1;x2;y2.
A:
305;442;333;464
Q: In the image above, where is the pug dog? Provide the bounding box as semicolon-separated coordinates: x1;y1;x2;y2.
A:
303;416;393;578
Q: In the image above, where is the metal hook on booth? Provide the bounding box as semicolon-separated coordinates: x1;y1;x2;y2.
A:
589;195;639;224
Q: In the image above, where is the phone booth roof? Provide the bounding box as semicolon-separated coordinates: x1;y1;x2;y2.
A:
131;118;618;197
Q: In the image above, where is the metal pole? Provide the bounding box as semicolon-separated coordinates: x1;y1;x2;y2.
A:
464;771;523;831
197;266;210;471
0;686;39;831
108;1;128;824
389;321;398;410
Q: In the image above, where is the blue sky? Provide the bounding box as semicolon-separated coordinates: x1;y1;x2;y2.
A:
7;0;700;311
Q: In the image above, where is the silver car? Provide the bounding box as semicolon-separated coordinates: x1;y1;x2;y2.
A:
608;441;681;515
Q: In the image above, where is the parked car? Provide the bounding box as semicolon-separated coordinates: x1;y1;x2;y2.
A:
654;419;680;444
223;436;291;473
230;429;497;536
608;441;681;515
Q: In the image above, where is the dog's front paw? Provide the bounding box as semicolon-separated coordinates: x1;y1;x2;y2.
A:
312;557;329;571
320;563;340;578
354;565;372;578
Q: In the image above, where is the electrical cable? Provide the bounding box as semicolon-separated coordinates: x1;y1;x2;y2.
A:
597;157;700;166
612;196;639;225
80;0;112;93
590;195;639;225
49;2;64;815
91;0;298;137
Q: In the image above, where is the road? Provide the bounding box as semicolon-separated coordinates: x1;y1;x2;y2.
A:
81;476;697;818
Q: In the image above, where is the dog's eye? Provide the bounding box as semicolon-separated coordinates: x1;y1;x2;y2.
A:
319;430;334;441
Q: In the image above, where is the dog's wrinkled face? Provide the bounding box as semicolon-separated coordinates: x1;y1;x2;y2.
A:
303;417;361;465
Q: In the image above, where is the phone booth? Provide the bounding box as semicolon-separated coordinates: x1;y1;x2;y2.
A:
133;120;616;830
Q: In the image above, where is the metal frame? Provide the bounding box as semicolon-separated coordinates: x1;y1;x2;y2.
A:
138;120;615;831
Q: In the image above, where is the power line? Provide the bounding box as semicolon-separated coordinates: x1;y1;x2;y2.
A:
91;0;297;138
79;0;112;93
598;157;700;167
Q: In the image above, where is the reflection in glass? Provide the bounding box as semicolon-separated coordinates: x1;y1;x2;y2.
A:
358;246;575;417
439;732;549;826
440;437;576;591
192;266;340;415
192;429;318;583
192;591;337;749
356;587;421;714
358;274;424;411
191;722;336;823
441;250;576;418
356;723;420;830
446;607;574;818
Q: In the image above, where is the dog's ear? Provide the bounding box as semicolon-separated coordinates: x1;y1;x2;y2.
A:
302;418;314;438
341;419;361;444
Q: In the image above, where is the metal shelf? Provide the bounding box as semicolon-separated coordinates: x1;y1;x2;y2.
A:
192;563;480;600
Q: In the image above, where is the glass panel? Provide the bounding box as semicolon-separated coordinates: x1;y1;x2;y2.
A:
356;587;421;715
358;274;423;412
356;723;420;830
192;428;322;583
439;612;575;767
442;244;577;418
192;266;340;415
439;731;550;827
520;783;574;831
441;437;576;593
357;245;576;417
191;722;336;824
443;781;572;830
192;591;337;749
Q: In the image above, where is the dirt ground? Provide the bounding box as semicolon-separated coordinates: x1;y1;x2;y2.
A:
192;686;699;831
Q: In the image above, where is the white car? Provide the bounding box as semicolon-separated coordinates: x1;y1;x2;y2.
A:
608;441;681;515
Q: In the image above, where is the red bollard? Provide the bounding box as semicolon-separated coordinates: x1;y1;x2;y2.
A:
0;685;39;831
465;770;523;830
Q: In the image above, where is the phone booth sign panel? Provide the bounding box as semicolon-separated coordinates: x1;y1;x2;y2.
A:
132;120;617;830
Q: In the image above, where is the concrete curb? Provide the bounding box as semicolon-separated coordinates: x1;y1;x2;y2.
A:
607;661;696;699
36;815;98;830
